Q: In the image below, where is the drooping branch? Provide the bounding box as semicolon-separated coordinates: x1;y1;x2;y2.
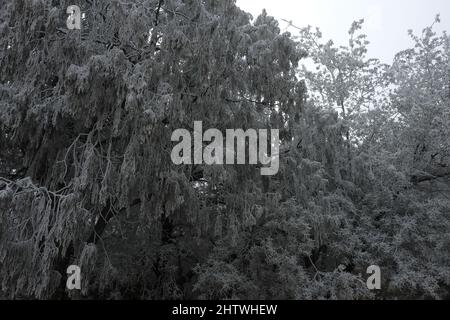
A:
411;170;450;185
87;198;142;244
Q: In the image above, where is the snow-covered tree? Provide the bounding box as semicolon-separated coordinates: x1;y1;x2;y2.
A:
0;0;305;299
1;0;449;300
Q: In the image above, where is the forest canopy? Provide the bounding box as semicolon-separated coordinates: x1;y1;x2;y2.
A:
0;0;449;300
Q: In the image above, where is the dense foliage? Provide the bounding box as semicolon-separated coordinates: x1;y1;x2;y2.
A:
0;0;449;299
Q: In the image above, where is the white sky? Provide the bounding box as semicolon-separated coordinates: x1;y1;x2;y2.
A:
237;0;450;63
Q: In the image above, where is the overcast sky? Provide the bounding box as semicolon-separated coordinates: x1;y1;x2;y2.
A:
237;0;450;63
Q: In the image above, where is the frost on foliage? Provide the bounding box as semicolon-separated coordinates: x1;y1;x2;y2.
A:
1;0;450;300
